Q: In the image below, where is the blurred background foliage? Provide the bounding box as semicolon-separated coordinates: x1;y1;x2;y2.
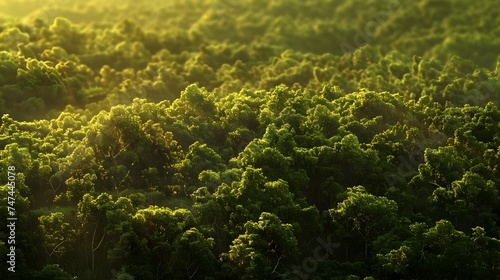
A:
0;0;498;120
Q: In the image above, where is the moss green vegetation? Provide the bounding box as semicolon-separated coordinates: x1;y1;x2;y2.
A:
1;0;499;279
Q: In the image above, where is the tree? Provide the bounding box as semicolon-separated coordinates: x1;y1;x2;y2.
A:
330;186;398;260
172;227;216;279
409;145;468;214
378;220;500;279
177;141;225;193
223;212;298;279
76;193;113;274
430;171;499;231
86;104;183;192
30;264;78;280
128;206;197;279
38;212;77;261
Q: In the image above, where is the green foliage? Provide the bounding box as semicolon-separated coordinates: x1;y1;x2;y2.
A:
377;220;500;279
1;0;499;279
30;264;78;280
330;186;398;260
38;212;77;259
224;212;298;279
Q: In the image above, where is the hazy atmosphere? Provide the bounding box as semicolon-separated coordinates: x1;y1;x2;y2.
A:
1;0;499;279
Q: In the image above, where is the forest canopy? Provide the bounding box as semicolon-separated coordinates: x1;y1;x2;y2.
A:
1;0;500;279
